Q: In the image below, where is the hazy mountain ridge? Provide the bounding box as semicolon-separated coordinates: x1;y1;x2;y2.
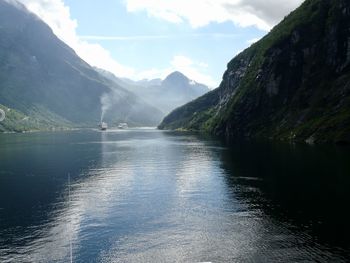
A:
96;69;210;114
0;0;163;131
159;0;350;144
122;77;162;88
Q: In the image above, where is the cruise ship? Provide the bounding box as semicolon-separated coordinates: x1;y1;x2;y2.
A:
99;122;108;131
118;123;128;129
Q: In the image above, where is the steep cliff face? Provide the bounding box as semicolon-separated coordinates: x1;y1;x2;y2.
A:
0;0;163;130
159;0;350;144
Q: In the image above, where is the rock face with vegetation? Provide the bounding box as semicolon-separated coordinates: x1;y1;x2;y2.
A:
0;0;163;132
159;0;350;144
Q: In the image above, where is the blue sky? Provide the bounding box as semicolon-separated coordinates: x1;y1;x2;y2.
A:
65;0;265;87
18;0;304;87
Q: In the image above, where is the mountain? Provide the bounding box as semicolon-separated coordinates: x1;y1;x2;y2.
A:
162;71;210;98
0;0;163;132
131;71;210;113
159;0;350;144
0;104;50;132
122;77;162;88
97;69;210;114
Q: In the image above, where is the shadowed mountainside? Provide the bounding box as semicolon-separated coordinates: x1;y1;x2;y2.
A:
0;0;163;131
159;0;350;144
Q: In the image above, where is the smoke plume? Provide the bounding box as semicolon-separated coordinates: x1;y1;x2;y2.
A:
100;89;129;122
100;93;112;122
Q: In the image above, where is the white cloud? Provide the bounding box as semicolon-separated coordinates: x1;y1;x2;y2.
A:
16;0;135;78
135;68;170;81
12;0;302;88
12;0;218;86
79;34;175;41
171;55;193;68
78;33;240;41
126;0;304;31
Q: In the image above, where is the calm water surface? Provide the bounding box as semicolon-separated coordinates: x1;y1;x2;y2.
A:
0;129;349;262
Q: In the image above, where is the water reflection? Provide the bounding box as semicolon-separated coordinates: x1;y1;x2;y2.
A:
0;131;106;262
0;130;349;262
220;140;350;260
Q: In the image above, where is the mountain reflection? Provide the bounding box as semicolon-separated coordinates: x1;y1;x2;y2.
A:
220;140;350;255
0;130;349;262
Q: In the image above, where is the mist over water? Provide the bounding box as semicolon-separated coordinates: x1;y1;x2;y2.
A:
0;129;349;262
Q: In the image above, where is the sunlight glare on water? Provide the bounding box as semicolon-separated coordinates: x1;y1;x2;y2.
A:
0;129;349;262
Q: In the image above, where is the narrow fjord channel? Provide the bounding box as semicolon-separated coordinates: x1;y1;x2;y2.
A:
0;129;349;262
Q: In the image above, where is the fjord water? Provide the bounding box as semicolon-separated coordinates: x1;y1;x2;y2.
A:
0;129;349;262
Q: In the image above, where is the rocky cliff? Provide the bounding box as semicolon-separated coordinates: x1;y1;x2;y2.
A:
159;0;350;144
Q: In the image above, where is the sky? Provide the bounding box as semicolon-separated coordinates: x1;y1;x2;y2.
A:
16;0;304;88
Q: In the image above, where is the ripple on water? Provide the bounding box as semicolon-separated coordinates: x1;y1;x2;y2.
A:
0;130;349;262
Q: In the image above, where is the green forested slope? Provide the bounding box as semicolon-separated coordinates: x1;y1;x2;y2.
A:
159;0;350;144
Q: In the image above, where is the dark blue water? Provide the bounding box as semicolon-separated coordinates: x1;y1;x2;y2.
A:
0;129;349;262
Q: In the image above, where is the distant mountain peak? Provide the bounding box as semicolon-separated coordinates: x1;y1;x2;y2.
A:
163;71;207;91
167;71;187;78
100;69;210;114
163;71;198;89
164;71;189;83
